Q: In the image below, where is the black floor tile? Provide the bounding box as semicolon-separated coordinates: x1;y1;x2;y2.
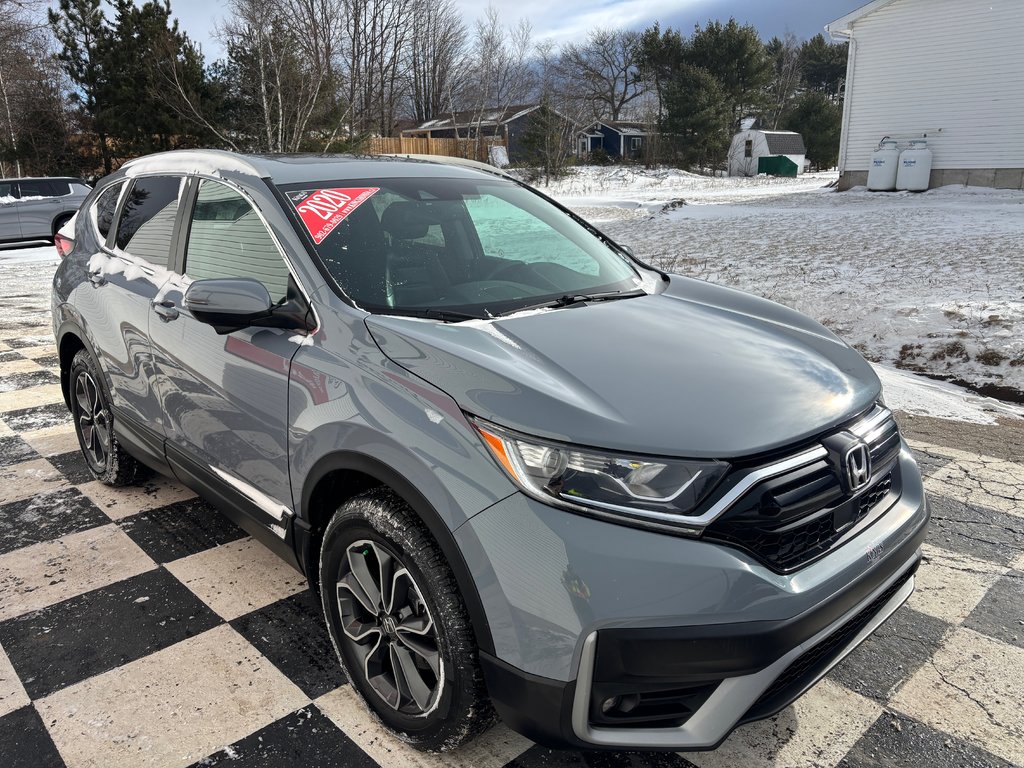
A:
964;570;1024;650
829;607;952;702
0;705;66;768
33;355;60;368
0;369;59;393
0;487;109;555
0;435;39;467
0;567;222;699
4;337;53;349
843;710;1013;767
187;706;379;768
0;349;27;363
2;402;71;432
231;590;346;699
925;494;1024;567
507;746;698;768
119;497;245;563
46;450;95;486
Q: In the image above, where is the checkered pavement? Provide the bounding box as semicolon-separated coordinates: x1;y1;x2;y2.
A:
1;330;1022;768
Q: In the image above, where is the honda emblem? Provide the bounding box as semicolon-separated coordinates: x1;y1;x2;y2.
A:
844;443;872;491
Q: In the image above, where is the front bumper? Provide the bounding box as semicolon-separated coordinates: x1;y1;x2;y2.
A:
461;446;929;750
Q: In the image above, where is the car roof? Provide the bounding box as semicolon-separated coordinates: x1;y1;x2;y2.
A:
0;176;86;183
120;149;509;185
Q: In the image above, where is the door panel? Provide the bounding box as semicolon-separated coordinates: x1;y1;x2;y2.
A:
15;180;58;239
82;177;182;430
0;181;19;238
149;179;298;536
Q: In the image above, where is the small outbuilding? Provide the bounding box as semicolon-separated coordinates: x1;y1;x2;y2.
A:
728;130;806;177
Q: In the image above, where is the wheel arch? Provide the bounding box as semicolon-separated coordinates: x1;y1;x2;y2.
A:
297;450;496;656
56;321;91;411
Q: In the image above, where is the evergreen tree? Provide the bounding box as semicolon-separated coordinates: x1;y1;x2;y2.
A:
49;0;113;173
800;34;848;98
660;64;731;169
785;91;842;169
684;19;771;133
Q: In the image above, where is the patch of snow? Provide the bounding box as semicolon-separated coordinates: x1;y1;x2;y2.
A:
874;364;1023;425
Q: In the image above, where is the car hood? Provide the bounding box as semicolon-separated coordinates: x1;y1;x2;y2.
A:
365;276;881;458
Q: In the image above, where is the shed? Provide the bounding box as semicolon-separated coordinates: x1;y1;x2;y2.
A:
578;121;650;160
728;130;806;177
826;0;1024;190
403;104;555;163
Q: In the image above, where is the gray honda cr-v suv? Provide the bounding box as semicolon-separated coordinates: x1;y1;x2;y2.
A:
53;150;928;752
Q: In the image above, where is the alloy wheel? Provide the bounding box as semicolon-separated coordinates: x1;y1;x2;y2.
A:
336;539;442;715
74;370;109;471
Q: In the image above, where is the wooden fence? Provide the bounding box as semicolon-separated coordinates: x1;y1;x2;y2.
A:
365;136;505;163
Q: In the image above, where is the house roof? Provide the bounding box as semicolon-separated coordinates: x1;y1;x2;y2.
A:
404;104;540;134
762;131;806;155
825;0;899;36
582;120;650;136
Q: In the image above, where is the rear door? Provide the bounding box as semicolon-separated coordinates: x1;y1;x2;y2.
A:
82;175;185;443
15;179;59;239
149;177;301;545
0;180;19;239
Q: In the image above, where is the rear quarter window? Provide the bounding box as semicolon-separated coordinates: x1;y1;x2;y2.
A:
93;182;125;243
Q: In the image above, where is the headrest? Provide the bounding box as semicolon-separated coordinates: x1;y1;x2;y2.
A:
380;201;432;240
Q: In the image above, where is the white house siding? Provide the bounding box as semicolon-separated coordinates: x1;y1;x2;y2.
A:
837;0;1024;189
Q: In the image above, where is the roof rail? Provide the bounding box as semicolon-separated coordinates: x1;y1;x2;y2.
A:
377;153;515;179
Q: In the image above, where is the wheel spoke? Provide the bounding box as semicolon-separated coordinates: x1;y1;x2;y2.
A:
87;376;100;417
396;632;441;679
396;611;432;636
337;574;378;617
74;376;92;417
348;544;385;610
391;643;434;711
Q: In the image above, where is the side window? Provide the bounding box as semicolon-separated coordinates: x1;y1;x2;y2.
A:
18;180;54;198
0;182;13;199
184;180;290;303
93;181;124;242
463;193;599;276
115;176;182;266
744;139;753;158
49;180;71;196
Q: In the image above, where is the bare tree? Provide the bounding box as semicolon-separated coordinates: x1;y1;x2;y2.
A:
342;0;414;136
765;33;802;129
219;0;336;152
405;0;465;124
560;28;644;121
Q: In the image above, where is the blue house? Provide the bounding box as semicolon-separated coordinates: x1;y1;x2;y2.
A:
578;121;650;159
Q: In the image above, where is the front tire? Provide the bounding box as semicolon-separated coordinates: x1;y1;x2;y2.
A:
69;348;146;486
319;488;495;751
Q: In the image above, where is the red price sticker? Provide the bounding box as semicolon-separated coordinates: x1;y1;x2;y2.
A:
287;187;380;244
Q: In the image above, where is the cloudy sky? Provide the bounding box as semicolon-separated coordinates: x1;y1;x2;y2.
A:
169;0;867;61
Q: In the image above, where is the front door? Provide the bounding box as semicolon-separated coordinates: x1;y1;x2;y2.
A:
149;178;300;544
15;179;58;240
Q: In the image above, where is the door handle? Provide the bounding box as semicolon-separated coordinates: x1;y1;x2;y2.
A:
152;299;179;322
87;270;105;287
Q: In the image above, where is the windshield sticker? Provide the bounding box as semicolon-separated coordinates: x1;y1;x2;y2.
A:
287;187;379;244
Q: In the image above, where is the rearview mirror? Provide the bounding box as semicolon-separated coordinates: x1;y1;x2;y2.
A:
184;278;273;333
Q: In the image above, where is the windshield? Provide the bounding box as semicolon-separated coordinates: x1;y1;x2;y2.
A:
279;176;643;318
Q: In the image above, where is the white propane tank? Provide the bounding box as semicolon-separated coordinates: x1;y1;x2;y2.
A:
895;139;933;192
867;138;901;191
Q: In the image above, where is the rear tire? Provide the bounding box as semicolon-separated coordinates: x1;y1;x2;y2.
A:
69;348;146;486
319;488;496;751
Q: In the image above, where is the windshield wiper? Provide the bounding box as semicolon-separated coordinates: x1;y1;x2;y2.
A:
496;288;648;317
423;308;489;322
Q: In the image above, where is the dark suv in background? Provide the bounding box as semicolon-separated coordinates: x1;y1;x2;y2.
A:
52;150;928;752
0;176;90;243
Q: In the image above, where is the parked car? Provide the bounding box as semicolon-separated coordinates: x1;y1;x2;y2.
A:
52;150;928;752
0;176;91;243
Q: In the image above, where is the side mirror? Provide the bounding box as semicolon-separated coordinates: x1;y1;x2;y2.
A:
184;278;273;333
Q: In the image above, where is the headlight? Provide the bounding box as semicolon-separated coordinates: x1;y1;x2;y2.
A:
471;417;728;532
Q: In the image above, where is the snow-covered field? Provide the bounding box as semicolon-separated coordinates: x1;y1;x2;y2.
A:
531;166;1024;400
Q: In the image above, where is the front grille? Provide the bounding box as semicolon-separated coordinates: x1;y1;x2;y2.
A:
703;409;901;572
742;563;915;723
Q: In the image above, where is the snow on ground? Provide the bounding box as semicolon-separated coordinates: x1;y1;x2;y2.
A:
529;166;1024;400
2;198;1021;425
